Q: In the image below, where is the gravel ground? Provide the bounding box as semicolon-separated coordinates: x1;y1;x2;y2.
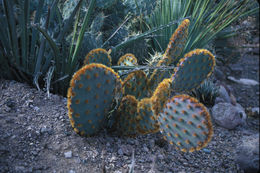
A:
0;79;259;173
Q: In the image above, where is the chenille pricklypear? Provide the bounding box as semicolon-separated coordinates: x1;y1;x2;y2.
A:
158;95;213;152
67;63;122;136
67;18;216;152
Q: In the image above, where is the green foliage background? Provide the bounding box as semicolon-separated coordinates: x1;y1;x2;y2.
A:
0;0;258;96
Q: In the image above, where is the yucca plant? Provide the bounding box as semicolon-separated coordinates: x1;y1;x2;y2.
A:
0;0;85;93
137;0;259;58
0;0;184;96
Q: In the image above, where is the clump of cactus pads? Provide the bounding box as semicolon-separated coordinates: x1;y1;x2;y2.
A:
148;19;190;91
84;48;112;67
67;63;122;136
66;18;217;152
158;94;213;152
171;49;215;92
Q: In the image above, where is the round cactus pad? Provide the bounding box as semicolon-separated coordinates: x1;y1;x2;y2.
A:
158;94;213;152
116;95;139;136
171;49;215;92
117;53;138;77
84;48;112;67
136;98;159;134
123;70;150;100
117;53;138;66
67;63;122;136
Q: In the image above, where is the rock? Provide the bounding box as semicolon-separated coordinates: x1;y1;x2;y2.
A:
33;106;40;112
215;85;231;104
229;66;243;76
143;146;149;152
203;148;211;154
64;151;72;158
212;103;246;129
157;154;164;160
5;98;16;108
214;67;225;81
118;148;123;156
235;134;259;173
246;107;260;118
253;37;259;44
227;76;259;86
15;166;27;173
251;107;259;116
118;145;133;156
40;126;53;135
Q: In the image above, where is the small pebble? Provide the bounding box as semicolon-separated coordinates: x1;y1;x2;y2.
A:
64;151;72;158
203;148;211;154
118;148;123;156
143;146;149;152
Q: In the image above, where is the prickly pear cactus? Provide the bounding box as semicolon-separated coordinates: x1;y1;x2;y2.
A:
61;0;81;21
84;48;112;67
158;94;213;152
151;78;172;116
122;0;158;16
67;63;122;136
96;0;118;9
117;53;138;66
90;12;105;33
67;18;217;152
116;95;139;136
165;19;190;65
136;98;159;134
117;53;138;76
171;49;215;92
123;70;151;100
148;19;190;91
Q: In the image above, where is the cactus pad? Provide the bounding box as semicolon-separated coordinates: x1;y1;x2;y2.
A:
136;98;159;134
165;19;190;64
116;95;139;136
148;58;173;91
123;70;151;100
151;78;172;117
67;63;122;136
148;19;190;90
117;53;138;66
158;94;213;152
117;53;138;76
84;48;112;67
171;49;215;92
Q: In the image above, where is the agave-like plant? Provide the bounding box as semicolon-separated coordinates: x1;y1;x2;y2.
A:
136;0;259;57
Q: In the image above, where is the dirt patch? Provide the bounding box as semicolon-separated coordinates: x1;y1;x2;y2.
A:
0;79;259;173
